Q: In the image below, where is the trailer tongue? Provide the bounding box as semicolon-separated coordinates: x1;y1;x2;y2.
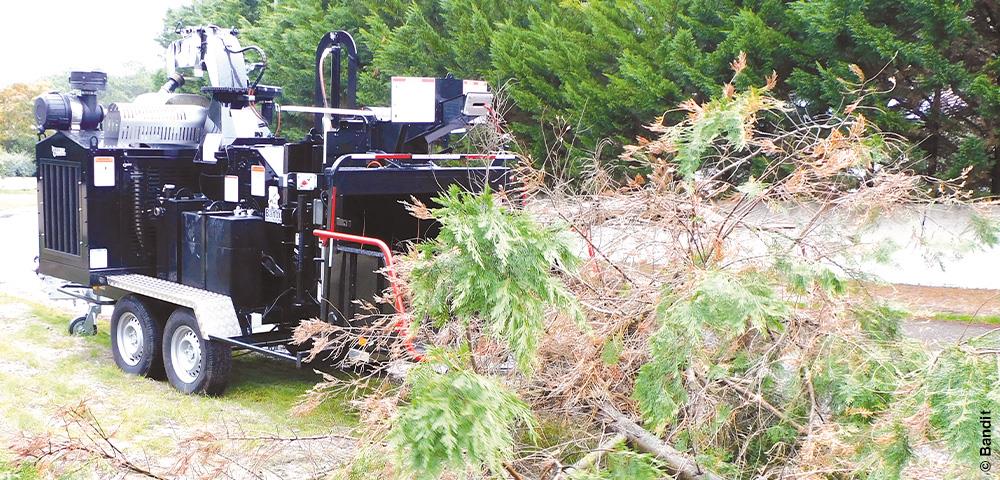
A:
34;25;511;394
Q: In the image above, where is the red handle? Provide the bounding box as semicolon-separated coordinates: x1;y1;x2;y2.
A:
312;229;422;360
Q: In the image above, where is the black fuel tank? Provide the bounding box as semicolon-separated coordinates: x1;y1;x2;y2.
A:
181;211;265;307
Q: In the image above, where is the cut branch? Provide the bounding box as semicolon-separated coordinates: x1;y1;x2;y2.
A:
598;403;725;480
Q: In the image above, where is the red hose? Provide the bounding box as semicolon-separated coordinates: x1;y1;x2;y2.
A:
312;229;422;360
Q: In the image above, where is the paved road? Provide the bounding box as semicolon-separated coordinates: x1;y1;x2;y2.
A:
901;319;997;349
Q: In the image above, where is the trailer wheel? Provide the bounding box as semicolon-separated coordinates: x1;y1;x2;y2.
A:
163;308;231;395
110;295;164;378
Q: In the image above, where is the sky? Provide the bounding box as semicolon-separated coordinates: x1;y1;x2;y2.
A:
2;0;192;87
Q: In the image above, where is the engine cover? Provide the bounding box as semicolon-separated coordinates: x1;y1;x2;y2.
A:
103;102;208;147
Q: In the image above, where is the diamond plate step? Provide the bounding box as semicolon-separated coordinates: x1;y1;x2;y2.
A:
105;274;242;339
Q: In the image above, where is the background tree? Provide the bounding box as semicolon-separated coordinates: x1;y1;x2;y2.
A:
787;0;1000;191
150;0;999;192
0;83;48;153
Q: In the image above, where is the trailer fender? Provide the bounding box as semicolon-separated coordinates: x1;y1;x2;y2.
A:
104;274;243;340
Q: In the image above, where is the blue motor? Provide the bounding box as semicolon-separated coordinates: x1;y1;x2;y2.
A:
34;71;107;132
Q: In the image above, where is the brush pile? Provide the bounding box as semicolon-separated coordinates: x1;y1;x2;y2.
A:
301;58;1000;480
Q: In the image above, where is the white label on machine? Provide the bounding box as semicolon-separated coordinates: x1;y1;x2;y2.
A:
463;79;488;94
390;76;436;123
251;165;265;196
264;208;282;223
224;175;239;202
265;185;282;224
250;312;265;333
294;173;317;191
90;248;108;269
93;156;115;187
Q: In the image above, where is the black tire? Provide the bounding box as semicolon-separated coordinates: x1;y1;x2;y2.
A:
162;308;231;395
110;295;165;378
68;316;96;336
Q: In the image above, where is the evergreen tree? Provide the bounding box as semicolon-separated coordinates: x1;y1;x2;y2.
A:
787;0;1000;191
159;0;1000;192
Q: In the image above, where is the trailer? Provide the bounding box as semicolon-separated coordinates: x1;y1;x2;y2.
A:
33;26;510;394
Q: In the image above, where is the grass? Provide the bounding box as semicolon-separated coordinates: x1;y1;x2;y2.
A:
0;461;39;480
0;294;365;458
930;312;1000;325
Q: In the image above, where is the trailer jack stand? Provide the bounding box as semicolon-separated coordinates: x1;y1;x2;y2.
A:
59;284;113;336
69;304;100;336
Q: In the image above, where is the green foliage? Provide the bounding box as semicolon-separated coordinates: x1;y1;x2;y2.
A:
813;337;924;424
679;270;788;335
568;448;667;480
842;415;916;480
787;0;999;191
636;270;788;432
831;335;1000;477
968;212;1000;249
163;0;1000;189
409;186;583;372
601;332;623;366
668;88;785;178
924;336;1000;465
871;421;913;480
634;322;690;433
0;151;35;178
330;447;390;480
851;302;907;342
774;258;846;297
931;312;1000;325
0;83;47;153
0;461;39;480
388;349;535;479
868;238;901;265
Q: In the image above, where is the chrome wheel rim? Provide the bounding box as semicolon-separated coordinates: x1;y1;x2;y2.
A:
116;313;144;366
170;325;202;383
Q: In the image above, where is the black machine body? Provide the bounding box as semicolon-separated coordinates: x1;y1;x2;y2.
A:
33;25;512;393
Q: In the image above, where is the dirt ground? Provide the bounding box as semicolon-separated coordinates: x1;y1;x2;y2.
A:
857;282;1000;348
863;282;1000;317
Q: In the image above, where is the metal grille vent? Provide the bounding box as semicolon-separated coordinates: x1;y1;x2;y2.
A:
103;103;207;147
39;160;80;255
